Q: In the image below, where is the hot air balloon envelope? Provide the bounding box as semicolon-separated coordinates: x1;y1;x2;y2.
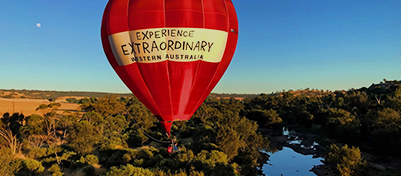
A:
101;0;238;134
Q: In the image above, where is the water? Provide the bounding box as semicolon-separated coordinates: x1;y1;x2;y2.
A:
262;127;323;176
262;147;323;176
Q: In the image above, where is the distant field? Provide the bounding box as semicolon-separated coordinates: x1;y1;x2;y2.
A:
0;97;80;116
0;89;258;117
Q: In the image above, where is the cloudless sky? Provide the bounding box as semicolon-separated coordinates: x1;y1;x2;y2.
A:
0;0;400;94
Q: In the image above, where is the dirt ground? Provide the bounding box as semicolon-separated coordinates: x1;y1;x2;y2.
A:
0;97;80;116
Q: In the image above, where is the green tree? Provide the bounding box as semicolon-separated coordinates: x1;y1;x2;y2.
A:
327;108;361;144
245;109;282;129
216;114;268;163
35;103;61;116
57;115;78;138
0;148;21;176
47;164;64;176
105;164;154;176
369;108;401;156
82;111;104;125
81;95;125;117
103;115;129;134
376;108;401;128
66;98;79;103
21;114;45;136
67;121;101;155
21;159;45;175
344;91;370;116
326;144;367;176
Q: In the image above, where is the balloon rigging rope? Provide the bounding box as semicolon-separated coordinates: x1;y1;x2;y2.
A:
141;128;171;144
131;118;171;144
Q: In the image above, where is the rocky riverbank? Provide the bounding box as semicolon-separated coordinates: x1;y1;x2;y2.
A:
259;128;327;175
260;128;401;176
264;128;326;158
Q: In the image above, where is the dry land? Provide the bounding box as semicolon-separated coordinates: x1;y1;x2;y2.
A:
0;97;80;116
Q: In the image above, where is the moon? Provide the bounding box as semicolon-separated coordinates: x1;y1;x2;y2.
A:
36;23;41;28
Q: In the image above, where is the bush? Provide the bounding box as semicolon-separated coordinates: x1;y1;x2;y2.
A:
105;164;154;176
0;148;22;176
22;159;45;174
66;98;79;103
326;144;368;176
27;147;48;159
84;154;99;165
47;164;63;176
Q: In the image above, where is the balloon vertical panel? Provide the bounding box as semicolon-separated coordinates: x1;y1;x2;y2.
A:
164;0;204;122
127;0;173;122
101;0;164;119
188;0;239;116
184;0;233;115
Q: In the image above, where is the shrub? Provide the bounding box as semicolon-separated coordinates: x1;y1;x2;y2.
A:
326;144;368;176
48;164;63;176
84;154;99;165
27;147;48;159
22;159;45;174
105;164;154;176
0;148;22;176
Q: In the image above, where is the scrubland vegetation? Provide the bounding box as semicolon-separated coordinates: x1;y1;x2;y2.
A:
1;80;401;175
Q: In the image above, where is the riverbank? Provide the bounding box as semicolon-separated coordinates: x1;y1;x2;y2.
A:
260;127;401;176
261;128;326;157
259;128;326;175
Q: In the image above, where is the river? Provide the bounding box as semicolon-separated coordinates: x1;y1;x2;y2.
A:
261;128;324;176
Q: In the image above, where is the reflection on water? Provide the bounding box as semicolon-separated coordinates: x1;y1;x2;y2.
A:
283;127;290;136
261;127;323;176
262;147;323;176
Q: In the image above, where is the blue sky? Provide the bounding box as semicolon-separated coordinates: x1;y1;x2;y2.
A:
0;0;400;94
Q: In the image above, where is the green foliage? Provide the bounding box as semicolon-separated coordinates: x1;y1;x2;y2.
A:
80;95;125;117
66;98;79;103
67;121;101;155
22;114;45;135
35;103;61;116
60;151;77;161
195;150;228;166
103;114;129;134
126;96;157;133
82;154;99;165
47;164;63;176
27;147;48;159
368;108;401;156
376;108;401;128
57;115;78;139
127;129;149;147
105;164;154;176
185;97;270;175
326;144;368;176
241;81;401;159
82;111;104;125
245;109;282;129
327;108;356;126
0;148;22;176
21;159;45;174
85;154;99;164
7;86;394;174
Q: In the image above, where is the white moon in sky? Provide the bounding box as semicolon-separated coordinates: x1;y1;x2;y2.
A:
36;23;41;28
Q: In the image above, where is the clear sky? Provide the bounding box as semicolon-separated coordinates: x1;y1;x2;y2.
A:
0;0;400;94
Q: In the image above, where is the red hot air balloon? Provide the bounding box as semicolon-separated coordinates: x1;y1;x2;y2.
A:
101;0;238;134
